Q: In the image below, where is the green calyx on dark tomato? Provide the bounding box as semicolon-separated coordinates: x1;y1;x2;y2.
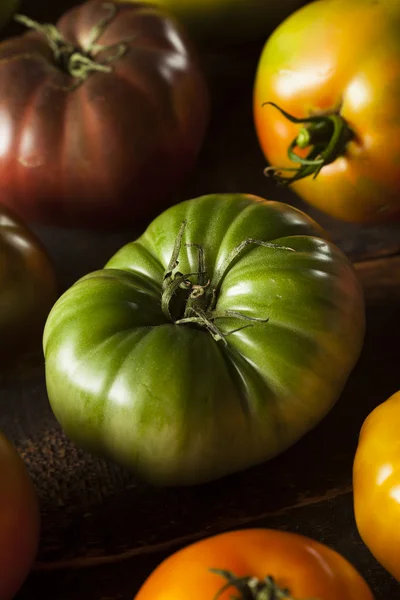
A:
43;194;365;486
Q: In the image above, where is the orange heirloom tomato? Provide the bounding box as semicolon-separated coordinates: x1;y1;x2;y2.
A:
134;529;374;600
253;0;400;224
353;390;400;581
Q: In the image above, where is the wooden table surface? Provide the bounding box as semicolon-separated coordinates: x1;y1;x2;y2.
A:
1;2;400;599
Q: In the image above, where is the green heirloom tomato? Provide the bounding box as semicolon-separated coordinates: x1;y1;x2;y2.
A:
43;194;365;486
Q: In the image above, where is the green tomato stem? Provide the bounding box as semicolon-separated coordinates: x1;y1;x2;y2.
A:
261;102;354;184
14;3;130;89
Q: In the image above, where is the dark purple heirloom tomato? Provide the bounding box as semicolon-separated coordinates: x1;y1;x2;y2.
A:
0;0;209;228
0;204;57;357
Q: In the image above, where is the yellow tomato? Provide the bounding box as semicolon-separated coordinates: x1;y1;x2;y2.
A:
354;390;400;581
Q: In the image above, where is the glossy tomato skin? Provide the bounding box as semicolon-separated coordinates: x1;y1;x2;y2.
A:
353;390;400;581
43;194;365;486
128;0;308;47
0;0;209;228
0;205;57;358
254;0;400;223
0;432;40;600
134;529;374;600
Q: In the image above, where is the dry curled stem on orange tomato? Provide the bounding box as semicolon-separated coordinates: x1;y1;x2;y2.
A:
211;569;318;600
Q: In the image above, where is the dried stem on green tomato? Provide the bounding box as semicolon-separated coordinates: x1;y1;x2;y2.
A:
161;221;295;345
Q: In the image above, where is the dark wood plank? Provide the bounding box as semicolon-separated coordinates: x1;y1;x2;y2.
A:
15;489;399;599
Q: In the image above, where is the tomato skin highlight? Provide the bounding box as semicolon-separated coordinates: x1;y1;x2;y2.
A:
133;529;374;600
43;193;365;486
0;433;40;600
353;390;400;582
253;0;400;223
0;205;57;359
0;0;209;228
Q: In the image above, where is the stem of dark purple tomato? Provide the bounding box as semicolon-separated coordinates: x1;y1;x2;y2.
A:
14;4;129;86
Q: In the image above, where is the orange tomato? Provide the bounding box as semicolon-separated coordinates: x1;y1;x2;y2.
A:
353;390;400;581
134;529;373;600
0;432;40;600
253;0;400;224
